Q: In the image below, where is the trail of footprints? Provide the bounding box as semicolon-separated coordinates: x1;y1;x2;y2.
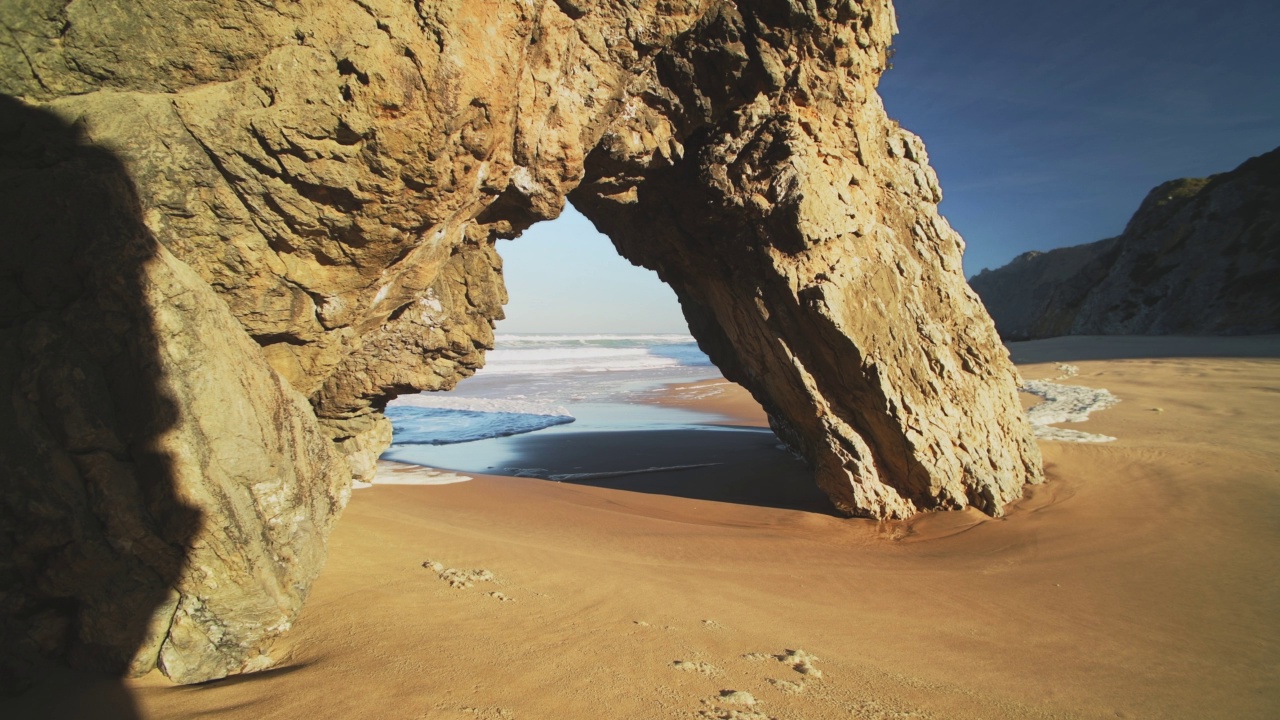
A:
671;646;825;720
419;558;914;719
421;559;511;601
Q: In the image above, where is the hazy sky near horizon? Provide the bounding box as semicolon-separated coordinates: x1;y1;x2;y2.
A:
496;0;1280;334
496;207;689;334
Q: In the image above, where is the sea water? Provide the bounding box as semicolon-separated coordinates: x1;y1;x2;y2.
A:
382;334;737;474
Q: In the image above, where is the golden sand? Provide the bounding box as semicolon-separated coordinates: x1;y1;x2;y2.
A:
88;337;1280;718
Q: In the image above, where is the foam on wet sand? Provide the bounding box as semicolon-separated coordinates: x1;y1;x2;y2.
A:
385;396;575;445
1021;371;1121;443
357;459;472;487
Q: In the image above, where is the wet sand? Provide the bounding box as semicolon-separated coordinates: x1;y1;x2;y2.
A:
118;336;1280;719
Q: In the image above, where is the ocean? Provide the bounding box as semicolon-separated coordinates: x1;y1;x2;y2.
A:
381;334;740;476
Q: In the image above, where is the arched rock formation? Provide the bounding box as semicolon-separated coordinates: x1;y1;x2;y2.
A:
0;0;1041;685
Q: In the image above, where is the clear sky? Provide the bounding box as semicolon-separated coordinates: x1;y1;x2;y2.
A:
496;206;689;334
496;0;1280;333
880;0;1280;275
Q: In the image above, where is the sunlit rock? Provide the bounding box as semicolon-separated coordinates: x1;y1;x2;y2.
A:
1;0;1041;684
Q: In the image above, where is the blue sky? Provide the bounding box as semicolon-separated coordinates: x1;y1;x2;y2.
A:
879;0;1280;275
497;0;1280;333
496;207;689;334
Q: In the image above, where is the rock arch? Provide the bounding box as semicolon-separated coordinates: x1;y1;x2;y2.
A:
1;0;1040;685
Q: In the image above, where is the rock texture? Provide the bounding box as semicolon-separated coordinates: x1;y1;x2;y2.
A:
0;97;349;686
971;147;1280;339
570;3;1041;518
1;0;1041;685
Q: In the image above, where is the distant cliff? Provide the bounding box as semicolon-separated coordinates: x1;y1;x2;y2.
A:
971;148;1280;339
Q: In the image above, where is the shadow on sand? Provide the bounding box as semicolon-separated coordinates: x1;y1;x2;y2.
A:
1006;334;1280;364
498;425;840;516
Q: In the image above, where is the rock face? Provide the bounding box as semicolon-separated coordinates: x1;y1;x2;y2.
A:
0;97;350;686
569;3;1041;518
971;148;1280;339
1;0;1041;685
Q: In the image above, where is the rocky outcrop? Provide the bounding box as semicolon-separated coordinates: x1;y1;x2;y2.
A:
971;148;1280;339
0;97;349;686
570;3;1041;518
1;0;1041;686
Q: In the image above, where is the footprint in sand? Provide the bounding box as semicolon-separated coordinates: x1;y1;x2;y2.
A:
697;704;774;720
697;690;773;720
716;690;757;706
742;649;823;678
456;706;515;719
422;560;508;599
775;649;823;678
672;660;721;676
765;678;804;694
742;648;823;697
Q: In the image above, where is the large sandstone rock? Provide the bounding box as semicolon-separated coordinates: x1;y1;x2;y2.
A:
0;97;349;686
571;3;1041;518
1;0;1042;685
971;147;1280;339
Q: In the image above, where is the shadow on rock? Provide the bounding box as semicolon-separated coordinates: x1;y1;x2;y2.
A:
0;95;199;712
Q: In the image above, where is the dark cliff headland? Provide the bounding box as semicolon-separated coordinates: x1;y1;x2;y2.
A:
971;147;1280;340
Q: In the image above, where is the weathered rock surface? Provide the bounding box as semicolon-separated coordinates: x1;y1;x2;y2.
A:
1;0;1041;685
971;147;1280;339
0;97;349;686
571;2;1041;518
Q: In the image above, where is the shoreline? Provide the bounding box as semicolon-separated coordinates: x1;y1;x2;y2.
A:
117;335;1280;719
640;378;771;428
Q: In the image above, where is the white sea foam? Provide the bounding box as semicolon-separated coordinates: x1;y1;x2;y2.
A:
641;380;734;403
1022;379;1120;443
384;400;574;446
477;346;687;375
385;334;716;447
493;333;695;344
389;394;572;417
361;463;472;486
477;338;711;376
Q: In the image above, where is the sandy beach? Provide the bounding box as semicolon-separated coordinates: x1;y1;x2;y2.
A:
94;336;1280;718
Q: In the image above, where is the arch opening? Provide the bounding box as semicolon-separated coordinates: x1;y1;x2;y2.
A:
377;204;837;514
